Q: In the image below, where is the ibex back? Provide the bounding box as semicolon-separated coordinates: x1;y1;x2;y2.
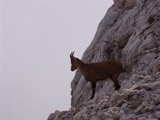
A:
70;51;123;99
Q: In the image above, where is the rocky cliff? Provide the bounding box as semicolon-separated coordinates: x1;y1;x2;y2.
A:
48;0;160;119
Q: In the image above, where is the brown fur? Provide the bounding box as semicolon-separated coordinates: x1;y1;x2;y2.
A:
70;51;123;99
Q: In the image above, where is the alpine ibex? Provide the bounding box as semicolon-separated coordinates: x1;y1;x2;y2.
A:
70;51;123;99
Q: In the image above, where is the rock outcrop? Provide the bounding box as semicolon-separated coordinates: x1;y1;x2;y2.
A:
48;0;160;119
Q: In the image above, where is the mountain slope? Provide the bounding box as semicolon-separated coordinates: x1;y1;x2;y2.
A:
48;0;160;119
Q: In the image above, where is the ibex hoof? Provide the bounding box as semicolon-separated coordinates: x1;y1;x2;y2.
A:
90;96;94;99
115;86;121;90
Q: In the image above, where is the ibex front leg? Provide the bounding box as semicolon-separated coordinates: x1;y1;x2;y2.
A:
90;81;96;99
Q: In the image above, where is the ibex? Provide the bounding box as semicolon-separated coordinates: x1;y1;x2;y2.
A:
70;51;123;99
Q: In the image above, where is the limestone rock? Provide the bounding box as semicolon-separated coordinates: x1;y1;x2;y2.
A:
48;0;160;119
129;99;142;109
71;0;160;108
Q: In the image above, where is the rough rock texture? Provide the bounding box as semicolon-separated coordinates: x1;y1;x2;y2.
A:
48;0;160;119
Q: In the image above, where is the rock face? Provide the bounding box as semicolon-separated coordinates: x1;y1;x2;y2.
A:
48;0;160;119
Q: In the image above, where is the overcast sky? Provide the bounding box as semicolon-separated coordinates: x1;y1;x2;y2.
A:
1;1;113;120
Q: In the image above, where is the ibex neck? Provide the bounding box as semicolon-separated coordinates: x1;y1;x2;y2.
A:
76;58;86;70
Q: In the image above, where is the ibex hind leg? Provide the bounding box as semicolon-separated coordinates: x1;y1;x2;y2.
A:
90;81;96;99
110;72;121;90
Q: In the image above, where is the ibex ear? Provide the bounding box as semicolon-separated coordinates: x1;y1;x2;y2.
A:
70;51;75;59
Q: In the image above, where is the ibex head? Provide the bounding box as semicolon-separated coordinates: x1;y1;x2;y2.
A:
70;51;77;71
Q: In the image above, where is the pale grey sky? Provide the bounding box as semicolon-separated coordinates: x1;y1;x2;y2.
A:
1;1;113;120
